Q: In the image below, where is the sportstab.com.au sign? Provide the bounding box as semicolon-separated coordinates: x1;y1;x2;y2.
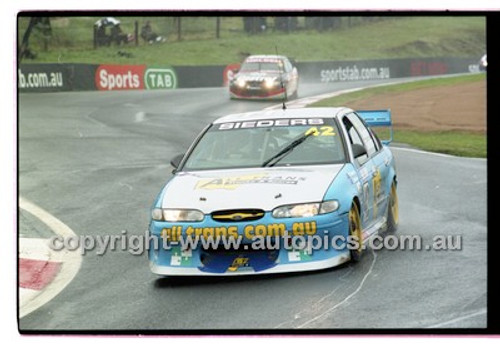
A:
95;64;177;91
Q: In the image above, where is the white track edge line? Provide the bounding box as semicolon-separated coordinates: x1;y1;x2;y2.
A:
19;197;82;318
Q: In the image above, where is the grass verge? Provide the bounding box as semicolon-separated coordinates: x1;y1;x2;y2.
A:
391;130;485;158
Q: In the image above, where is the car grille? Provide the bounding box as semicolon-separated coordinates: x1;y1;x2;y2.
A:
247;80;263;88
211;209;265;222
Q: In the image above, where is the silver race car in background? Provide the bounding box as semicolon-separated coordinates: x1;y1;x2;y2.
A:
229;55;299;100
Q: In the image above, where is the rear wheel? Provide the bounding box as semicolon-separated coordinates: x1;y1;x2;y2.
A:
348;202;363;262
386;181;399;233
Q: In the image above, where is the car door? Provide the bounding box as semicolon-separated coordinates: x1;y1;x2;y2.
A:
352;113;391;221
346;113;390;225
363;118;392;220
341;114;376;229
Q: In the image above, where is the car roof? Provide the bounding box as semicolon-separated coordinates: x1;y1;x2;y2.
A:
244;55;288;62
213;107;351;124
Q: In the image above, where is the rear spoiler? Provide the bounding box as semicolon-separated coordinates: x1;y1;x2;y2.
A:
357;109;393;145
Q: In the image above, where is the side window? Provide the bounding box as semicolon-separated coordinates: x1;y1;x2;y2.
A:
369;128;383;150
283;60;292;73
342;116;368;165
347;113;377;157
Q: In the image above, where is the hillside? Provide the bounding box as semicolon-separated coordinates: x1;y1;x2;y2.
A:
18;16;486;65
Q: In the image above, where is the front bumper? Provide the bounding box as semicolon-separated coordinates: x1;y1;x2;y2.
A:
229;86;286;100
148;212;351;276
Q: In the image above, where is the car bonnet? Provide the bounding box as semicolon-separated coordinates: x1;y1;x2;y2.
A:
161;164;344;213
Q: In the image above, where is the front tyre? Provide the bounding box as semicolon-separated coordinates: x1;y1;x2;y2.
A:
348;201;363;262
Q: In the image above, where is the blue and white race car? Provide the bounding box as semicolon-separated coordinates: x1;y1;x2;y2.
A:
148;107;398;276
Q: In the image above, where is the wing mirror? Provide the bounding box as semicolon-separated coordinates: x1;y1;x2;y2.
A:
352;144;367;159
170;154;184;171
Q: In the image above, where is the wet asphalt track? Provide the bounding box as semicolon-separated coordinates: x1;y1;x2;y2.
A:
18;80;487;331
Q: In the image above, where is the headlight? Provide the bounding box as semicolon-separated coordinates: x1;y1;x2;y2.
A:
152;208;204;222
320;200;340;213
272;200;339;218
152;208;164;221
235;78;246;88
264;78;277;89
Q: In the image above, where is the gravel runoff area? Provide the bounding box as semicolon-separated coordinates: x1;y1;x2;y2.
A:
340;79;486;133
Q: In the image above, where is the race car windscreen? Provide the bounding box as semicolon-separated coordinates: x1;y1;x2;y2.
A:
182;118;346;171
240;61;282;72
